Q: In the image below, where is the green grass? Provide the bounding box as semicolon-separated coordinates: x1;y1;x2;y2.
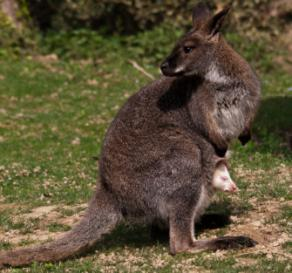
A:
0;54;151;205
0;31;291;272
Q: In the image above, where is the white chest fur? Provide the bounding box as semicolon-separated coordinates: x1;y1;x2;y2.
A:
205;64;230;84
217;104;245;139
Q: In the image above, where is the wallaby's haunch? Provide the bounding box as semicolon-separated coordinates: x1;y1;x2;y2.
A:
0;3;261;268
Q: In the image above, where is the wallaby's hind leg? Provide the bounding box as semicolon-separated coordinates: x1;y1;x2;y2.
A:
168;183;203;254
169;211;257;255
169;212;257;255
168;185;257;255
169;210;195;254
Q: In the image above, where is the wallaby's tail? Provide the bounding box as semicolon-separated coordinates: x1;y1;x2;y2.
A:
0;187;122;268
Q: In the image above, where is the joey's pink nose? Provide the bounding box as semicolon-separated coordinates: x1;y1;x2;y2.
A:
231;183;238;192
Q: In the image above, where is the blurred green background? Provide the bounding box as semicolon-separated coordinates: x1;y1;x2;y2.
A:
0;0;291;70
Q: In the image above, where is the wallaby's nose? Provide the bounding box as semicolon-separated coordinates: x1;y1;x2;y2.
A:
160;61;169;72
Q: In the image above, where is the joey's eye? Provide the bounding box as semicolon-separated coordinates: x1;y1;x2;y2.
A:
183;47;193;54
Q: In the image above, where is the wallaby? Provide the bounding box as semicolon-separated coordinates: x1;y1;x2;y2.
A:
0;3;261;268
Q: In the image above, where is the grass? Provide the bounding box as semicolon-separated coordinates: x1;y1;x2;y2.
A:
0;55;149;205
0;30;291;272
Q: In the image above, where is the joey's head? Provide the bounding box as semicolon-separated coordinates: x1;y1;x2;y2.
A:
160;3;230;77
213;159;238;193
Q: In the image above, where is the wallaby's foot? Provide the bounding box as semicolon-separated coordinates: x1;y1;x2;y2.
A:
193;236;257;252
171;236;257;255
169;236;194;255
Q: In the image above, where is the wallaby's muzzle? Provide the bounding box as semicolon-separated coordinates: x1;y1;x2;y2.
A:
160;61;169;74
160;60;174;76
160;59;183;77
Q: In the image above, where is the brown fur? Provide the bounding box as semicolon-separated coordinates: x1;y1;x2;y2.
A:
0;3;261;268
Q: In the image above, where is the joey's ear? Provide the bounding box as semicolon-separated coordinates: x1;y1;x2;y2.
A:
215;158;229;170
192;2;211;30
206;5;231;37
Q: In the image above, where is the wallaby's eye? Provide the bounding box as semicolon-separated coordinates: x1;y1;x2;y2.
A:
183;47;193;54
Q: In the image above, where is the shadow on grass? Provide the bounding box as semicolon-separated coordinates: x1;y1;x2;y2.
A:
92;199;239;252
257;96;292;132
253;96;292;156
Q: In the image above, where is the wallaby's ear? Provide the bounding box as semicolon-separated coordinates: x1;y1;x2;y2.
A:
192;2;211;30
206;5;231;37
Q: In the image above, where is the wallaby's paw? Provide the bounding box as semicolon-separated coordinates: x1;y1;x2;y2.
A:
239;130;251;146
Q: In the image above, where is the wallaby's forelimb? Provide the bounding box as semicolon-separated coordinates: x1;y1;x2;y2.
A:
238;128;252;146
0;188;122;268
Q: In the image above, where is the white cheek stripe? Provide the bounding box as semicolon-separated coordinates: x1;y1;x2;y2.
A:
174;66;185;73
